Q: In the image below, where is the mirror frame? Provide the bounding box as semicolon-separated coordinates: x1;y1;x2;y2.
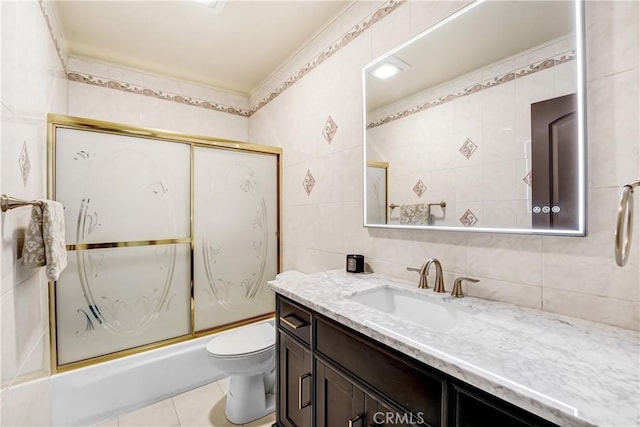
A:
362;0;586;236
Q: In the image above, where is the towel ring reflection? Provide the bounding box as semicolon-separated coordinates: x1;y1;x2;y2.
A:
615;180;640;267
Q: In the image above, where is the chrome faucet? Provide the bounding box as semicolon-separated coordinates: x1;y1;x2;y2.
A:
407;258;446;292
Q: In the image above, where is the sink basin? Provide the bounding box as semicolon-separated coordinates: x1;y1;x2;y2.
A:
346;286;479;332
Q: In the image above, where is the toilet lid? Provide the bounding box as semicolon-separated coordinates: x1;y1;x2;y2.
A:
206;321;275;356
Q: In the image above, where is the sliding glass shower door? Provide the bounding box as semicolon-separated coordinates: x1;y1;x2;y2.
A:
49;115;280;370
193;147;278;331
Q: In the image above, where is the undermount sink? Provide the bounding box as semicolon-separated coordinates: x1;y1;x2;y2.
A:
346;286;479;332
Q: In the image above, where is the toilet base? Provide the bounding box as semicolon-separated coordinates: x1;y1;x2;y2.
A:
224;372;275;424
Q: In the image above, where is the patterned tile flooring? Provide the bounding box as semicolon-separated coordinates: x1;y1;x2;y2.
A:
93;377;274;427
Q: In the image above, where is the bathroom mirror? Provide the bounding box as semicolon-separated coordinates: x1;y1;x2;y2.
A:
363;0;585;235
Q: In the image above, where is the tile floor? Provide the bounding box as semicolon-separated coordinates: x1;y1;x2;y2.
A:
94;377;275;427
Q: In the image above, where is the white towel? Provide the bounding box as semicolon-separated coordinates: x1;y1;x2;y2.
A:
21;200;67;281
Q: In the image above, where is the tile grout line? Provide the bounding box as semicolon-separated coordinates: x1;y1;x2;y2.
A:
170;396;182;427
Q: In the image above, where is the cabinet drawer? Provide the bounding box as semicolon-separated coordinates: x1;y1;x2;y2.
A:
277;296;312;346
315;317;445;427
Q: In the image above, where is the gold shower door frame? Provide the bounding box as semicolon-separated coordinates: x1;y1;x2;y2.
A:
47;114;282;373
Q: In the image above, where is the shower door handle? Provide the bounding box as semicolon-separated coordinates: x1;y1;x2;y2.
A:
298;372;311;409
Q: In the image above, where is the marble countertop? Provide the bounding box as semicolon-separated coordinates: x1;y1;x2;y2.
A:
268;270;640;427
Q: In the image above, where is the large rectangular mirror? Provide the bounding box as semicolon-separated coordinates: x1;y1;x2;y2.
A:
363;0;585;235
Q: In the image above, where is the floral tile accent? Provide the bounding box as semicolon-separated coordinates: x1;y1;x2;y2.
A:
413;179;426;198
522;171;533;187
459;138;478;159
322;116;338;144
459;209;478;227
19;141;31;186
303;170;316;196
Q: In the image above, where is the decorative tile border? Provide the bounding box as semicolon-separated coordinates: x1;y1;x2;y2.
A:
250;0;405;115
38;0;68;72
367;49;576;130
67;72;252;117
54;0;405;119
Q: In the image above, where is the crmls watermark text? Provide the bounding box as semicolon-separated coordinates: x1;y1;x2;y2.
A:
372;412;426;425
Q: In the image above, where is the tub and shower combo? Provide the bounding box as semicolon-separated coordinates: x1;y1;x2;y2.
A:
47;115;281;426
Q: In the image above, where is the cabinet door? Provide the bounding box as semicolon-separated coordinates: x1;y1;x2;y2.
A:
451;384;556;427
366;396;429;427
278;332;312;427
316;360;366;427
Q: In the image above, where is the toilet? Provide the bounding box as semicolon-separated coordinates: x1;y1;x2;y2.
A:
206;320;276;424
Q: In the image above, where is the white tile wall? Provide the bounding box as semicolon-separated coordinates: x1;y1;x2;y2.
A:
249;0;640;330
1;0;68;424
67;60;250;142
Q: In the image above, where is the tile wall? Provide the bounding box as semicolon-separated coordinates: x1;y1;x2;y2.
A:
67;57;249;141
248;0;640;330
1;0;68;425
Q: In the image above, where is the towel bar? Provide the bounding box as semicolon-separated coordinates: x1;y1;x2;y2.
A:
0;194;43;212
615;179;640;267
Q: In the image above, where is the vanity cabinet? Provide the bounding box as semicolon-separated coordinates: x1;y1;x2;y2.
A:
275;294;558;427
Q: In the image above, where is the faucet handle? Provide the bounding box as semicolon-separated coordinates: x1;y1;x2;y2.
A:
451;277;479;298
406;266;429;289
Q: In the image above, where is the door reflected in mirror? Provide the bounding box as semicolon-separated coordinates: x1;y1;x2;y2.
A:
363;0;585;235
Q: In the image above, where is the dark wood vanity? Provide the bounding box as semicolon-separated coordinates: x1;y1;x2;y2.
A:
275;294;558;427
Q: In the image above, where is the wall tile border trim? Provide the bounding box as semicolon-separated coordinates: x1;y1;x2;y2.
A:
38;0;68;72
49;0;404;119
249;0;405;115
367;49;576;130
67;72;253;117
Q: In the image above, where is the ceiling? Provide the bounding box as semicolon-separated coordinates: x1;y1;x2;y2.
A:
54;0;352;95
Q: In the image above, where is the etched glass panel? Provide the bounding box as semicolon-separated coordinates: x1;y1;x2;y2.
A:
56;244;191;365
193;147;278;331
55;128;190;243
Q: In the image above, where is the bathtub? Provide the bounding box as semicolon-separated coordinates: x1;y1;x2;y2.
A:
50;334;226;426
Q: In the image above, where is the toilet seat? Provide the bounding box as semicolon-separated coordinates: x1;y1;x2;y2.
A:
206;321;275;358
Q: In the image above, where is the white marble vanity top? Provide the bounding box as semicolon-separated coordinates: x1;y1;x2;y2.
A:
268;270;640;427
